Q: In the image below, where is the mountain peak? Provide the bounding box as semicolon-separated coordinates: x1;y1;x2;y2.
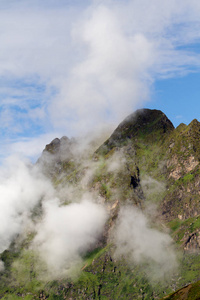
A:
44;136;71;155
119;108;174;135
97;109;174;154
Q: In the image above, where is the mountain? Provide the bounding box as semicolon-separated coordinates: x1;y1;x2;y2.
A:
0;108;200;299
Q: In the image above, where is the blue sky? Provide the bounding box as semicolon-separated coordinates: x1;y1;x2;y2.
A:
1;0;200;161
148;71;200;128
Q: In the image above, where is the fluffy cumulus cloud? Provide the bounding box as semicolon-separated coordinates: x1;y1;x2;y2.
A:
0;154;108;278
0;0;200;159
52;4;153;131
32;197;107;278
0;155;55;253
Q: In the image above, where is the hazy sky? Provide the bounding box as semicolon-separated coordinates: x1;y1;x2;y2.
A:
1;0;200;161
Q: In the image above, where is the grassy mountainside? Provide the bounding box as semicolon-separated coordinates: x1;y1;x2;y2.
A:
0;109;200;299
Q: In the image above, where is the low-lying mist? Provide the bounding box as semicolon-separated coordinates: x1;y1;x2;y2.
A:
0;143;177;281
32;197;107;278
113;205;177;280
0;155;54;254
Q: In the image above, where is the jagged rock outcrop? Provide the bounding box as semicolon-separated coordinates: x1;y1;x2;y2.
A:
37;136;77;178
39;136;74;161
160;119;200;224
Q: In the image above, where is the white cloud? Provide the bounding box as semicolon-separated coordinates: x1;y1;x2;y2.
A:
0;155;55;253
114;206;177;279
32;197;107;278
0;0;200;157
49;4;154;131
0;132;62;163
0;150;109;279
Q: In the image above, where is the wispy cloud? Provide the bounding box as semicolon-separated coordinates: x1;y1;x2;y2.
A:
113;205;177;280
0;155;54;254
0;0;200;159
0;153;108;278
33;197;107;278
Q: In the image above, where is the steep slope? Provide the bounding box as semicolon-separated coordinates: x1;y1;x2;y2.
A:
161;119;200;221
95;109;200;249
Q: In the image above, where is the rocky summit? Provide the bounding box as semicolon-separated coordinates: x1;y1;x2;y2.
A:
1;108;200;300
97;109;174;154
